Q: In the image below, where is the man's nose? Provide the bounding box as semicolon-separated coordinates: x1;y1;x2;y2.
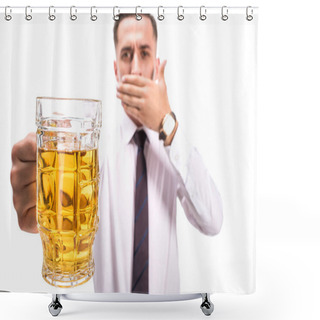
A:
131;53;142;76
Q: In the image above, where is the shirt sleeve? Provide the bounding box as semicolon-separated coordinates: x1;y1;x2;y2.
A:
164;126;223;236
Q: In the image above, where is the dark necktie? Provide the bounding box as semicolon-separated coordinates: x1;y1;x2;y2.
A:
132;130;149;293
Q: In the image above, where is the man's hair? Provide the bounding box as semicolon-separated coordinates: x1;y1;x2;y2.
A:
113;14;158;47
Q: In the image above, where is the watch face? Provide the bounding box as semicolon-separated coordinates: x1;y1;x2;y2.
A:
163;114;176;136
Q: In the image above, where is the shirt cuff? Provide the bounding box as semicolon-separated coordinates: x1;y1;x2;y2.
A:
164;125;193;183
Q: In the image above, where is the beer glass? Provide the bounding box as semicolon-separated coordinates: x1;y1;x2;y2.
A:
36;97;102;288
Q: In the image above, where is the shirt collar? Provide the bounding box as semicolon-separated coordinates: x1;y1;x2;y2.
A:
120;109;158;147
121;109;138;145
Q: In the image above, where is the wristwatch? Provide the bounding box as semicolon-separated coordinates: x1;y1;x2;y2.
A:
159;111;177;141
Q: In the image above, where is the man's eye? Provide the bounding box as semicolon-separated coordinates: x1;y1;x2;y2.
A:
122;52;131;60
141;51;149;58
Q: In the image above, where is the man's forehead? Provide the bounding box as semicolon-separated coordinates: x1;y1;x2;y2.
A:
117;17;156;48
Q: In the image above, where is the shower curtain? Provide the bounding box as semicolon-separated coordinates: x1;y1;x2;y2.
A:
0;6;258;295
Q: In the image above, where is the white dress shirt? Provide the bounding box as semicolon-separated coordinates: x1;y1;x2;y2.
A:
93;111;223;294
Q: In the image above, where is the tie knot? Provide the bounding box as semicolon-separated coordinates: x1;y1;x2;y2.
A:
133;130;147;149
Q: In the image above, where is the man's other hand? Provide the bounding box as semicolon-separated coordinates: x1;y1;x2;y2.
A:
10;132;38;233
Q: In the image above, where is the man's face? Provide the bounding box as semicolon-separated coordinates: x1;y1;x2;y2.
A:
114;16;158;82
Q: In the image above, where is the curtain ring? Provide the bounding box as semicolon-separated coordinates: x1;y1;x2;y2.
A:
221;6;228;21
135;6;142;21
90;6;98;21
49;6;56;21
177;6;184;21
113;6;120;21
70;6;77;21
25;6;32;21
200;6;207;21
246;6;253;21
157;6;165;21
5;6;12;21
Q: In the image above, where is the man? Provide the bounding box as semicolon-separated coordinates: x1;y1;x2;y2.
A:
10;14;223;294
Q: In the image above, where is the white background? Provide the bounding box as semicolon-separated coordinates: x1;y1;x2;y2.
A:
1;0;320;320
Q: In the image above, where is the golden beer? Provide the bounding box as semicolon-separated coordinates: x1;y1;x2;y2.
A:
37;147;99;287
36;97;101;288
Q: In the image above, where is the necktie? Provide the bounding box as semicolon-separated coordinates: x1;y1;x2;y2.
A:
132;130;149;293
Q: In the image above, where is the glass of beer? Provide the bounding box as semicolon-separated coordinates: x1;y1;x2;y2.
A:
36;97;102;288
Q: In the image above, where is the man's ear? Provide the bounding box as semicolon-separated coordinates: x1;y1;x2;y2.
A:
114;60;119;82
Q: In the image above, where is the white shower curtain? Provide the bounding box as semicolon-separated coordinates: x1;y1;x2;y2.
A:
0;7;258;294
